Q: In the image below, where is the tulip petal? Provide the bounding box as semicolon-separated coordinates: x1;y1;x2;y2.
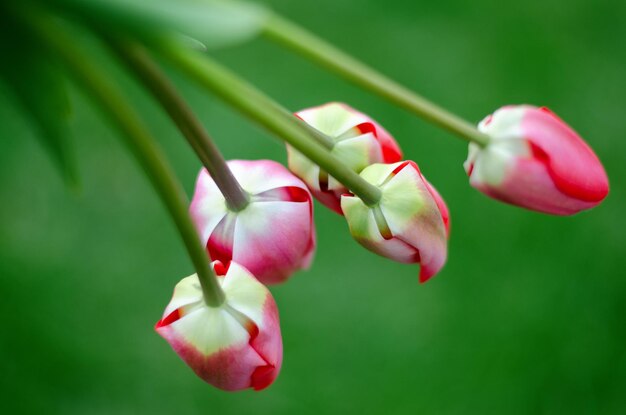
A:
190;171;228;245
486;156;597;215
341;195;420;262
296;102;369;137
288;103;403;214
232;199;313;284
191;160;316;284
522;107;609;202
228;159;309;195
327;133;383;190
254;186;310;203
379;163;447;282
206;213;236;268
469;105;609;215
341;161;449;281
424;179;450;236
156;262;282;391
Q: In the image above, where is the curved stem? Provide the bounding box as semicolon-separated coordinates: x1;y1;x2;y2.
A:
157;42;383;206
21;7;225;306
263;13;490;148
106;37;250;212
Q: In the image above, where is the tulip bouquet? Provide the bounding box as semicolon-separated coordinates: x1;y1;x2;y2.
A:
0;0;609;392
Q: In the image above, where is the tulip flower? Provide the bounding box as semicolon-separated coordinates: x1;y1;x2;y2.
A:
156;261;283;391
341;161;449;282
190;159;315;284
287;102;403;214
464;105;609;215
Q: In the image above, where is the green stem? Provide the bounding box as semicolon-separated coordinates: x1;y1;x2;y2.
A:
106;38;250;212
21;7;225;306
157;42;383;206
263;13;490;147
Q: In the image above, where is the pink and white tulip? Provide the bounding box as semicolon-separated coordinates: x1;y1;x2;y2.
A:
341;161;450;282
156;261;283;391
288;102;403;214
190;160;315;285
465;105;609;215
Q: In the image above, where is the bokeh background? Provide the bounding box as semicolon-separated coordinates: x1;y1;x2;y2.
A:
1;0;625;413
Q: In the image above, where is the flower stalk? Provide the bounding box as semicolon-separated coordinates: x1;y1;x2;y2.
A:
20;6;225;306
106;38;250;212
263;13;491;147
157;42;384;206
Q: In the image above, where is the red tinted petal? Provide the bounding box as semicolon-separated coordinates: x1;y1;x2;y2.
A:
254;186;310;203
212;260;229;277
355;121;403;163
424;180;451;237
466;162;474;176
155;308;181;329
251;364;276;391
246;298;282;391
392;160;412;176
483;114;494;126
419;265;434;284
523;107;609;202
355;121;376;135
207;215;235;266
380;161;414;187
223;304;274;390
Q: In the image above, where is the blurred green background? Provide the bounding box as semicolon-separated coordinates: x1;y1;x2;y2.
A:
1;0;625;413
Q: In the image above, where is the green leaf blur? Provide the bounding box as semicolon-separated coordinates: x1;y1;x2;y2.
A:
50;0;268;49
0;13;78;187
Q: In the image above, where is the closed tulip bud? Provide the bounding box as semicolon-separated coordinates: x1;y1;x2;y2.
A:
190;160;315;284
288;102;403;214
156;261;283;391
341;161;449;282
465;105;609;215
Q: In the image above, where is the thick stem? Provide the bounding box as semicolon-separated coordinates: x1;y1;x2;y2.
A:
21;8;225;306
263;14;491;147
106;38;250;212
158;42;383;206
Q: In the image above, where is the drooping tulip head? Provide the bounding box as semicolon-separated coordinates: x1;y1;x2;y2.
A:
156;261;283;391
341;161;450;282
464;105;609;215
288;102;403;214
190;160;315;285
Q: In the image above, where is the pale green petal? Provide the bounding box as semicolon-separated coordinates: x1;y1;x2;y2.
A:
379;165;424;230
471;106;532;186
359;162;402;187
173;306;249;355
221;263;269;328
287;144;322;191
162;264;269;355
297;102;367;137
334;133;383;172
